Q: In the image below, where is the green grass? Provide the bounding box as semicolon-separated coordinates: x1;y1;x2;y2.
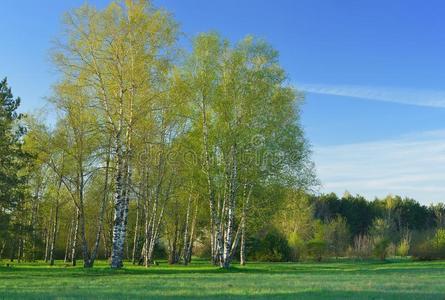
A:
1;259;445;299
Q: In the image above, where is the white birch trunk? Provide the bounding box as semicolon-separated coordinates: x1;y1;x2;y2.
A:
132;196;141;264
44;206;53;263
240;185;252;266
71;207;79;266
111;118;127;268
49;176;63;266
182;193;192;265
201;95;224;266
222;144;237;268
110;155;126;268
186;200;199;264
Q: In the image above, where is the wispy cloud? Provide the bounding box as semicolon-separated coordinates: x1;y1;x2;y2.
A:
313;130;445;204
297;83;445;108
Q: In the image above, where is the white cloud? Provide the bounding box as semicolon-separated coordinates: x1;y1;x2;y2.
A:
313;130;445;204
297;83;445;108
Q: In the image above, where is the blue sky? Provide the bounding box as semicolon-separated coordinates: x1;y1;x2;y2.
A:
2;0;445;203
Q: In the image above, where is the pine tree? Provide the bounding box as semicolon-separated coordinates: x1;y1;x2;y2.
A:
0;77;28;259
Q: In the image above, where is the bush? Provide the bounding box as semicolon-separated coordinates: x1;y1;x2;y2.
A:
324;216;350;258
373;238;390;260
288;232;304;262
249;226;291;262
350;234;373;259
153;242;168;260
397;236;410;257
192;238;211;259
434;228;445;247
412;229;445;260
306;239;327;262
387;242;397;257
411;240;445;260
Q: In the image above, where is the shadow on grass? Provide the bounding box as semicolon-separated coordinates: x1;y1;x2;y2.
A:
1;264;445;280
1;259;445;280
0;289;443;300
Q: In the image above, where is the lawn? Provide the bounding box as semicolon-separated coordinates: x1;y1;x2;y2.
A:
0;259;444;299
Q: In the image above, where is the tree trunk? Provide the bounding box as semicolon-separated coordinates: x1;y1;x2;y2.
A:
222;144;238;269
50;155;65;266
64;219;73;263
0;241;5;260
168;203;180;265
132;197;141;264
79;209;90;267
17;238;23;263
182;194;192;265
89;161;110;266
147;204;166;265
30;188;40;261
230;223;241;259
240;185;252;266
145;179;171;266
201;95;223;267
44;207;53;263
71;208;80;266
49;198;60;266
9;240;15;262
146;183;160;266
143;197;151;267
168;220;179;264
84;148;111;268
102;231;108;260
111;132;126;268
185;198;199;265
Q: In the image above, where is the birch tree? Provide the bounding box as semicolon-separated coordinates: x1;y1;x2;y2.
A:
52;0;177;268
183;33;314;268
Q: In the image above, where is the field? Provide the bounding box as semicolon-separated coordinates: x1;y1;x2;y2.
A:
1;259;445;299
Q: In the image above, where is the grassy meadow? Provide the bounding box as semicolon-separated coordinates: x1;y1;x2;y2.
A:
1;259;445;299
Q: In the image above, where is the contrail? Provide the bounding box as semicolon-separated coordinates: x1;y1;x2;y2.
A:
296;83;445;108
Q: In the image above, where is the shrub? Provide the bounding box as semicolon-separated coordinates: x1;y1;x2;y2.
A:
306;239;327;262
387;242;397;257
433;228;445;248
350;234;373;259
412;229;445;260
192;238;211;259
249;226;291;262
324;216;350;258
411;240;445;260
373;237;390;260
153;242;168;260
288;232;304;262
397;236;410;257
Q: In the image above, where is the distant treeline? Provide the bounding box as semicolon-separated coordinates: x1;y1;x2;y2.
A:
246;192;445;262
311;192;441;236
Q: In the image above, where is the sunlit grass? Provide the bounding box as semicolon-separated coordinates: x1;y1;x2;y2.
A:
1;259;444;299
